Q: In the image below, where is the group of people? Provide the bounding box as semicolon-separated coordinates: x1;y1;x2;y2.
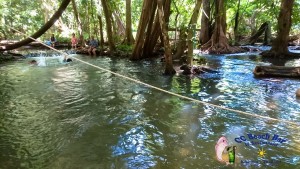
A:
69;33;99;56
48;33;99;56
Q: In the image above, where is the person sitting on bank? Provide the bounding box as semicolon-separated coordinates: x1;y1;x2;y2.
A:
88;36;98;56
50;34;56;48
77;35;85;48
71;33;78;49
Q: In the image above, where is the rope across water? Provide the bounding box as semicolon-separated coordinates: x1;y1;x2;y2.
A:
5;26;299;126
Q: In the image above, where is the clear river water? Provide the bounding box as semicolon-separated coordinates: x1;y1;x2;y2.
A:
0;50;300;169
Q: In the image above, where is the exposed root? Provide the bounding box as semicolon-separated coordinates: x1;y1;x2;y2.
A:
201;40;245;54
260;50;300;59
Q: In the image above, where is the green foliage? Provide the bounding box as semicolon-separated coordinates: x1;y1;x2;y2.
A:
169;0;195;28
1;0;300;43
194;57;207;65
55;36;70;43
116;44;133;52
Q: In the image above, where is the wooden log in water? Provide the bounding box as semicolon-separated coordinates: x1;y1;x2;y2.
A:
253;65;300;78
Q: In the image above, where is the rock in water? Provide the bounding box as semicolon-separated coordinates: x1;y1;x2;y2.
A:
296;88;300;98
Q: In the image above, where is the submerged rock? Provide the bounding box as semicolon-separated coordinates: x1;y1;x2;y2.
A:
180;64;217;75
62;58;73;63
296;88;300;98
29;60;37;65
0;51;25;63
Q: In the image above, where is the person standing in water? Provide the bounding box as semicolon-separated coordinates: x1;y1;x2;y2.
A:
71;33;78;49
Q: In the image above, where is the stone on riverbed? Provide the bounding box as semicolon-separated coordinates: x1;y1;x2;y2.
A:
296;88;300;98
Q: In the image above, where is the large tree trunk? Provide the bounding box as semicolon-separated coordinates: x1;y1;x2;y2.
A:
143;0;171;58
101;0;116;52
221;0;226;35
261;0;294;58
187;0;202;65
131;0;156;60
200;0;210;45
201;0;244;54
234;0;241;45
97;15;105;49
124;0;135;45
71;0;83;36
142;0;158;58
157;0;175;75
0;0;71;51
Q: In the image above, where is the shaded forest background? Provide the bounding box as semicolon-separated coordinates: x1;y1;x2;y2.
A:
1;0;299;44
0;0;300;73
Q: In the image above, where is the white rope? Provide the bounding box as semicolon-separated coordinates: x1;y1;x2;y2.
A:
5;26;299;126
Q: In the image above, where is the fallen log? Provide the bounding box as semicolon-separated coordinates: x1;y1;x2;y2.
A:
253;65;300;78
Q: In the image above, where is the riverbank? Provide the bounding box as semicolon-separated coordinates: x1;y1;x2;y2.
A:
0;52;25;64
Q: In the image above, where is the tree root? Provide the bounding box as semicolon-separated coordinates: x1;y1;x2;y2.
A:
201;40;245;54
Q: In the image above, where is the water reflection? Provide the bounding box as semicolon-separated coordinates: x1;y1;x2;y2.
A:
0;53;300;168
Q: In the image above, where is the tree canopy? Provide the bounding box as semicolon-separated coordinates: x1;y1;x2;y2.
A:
0;0;299;41
1;0;300;61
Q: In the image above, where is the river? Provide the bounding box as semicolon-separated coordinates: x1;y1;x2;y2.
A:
0;51;300;168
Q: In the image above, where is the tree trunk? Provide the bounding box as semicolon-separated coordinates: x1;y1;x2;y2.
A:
131;0;156;60
101;0;116;52
125;0;135;45
271;0;293;53
221;0;226;35
261;0;294;58
173;1;180;48
234;0;241;45
249;10;257;36
157;0;175;75
71;0;83;36
241;22;269;45
187;0;202;65
0;0;71;51
201;0;244;54
142;0;158;58
200;0;210;45
97;15;105;49
143;0;171;58
174;28;187;60
113;12;126;37
264;21;271;45
87;2;91;36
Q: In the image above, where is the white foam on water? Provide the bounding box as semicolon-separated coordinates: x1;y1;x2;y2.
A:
34;55;66;67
